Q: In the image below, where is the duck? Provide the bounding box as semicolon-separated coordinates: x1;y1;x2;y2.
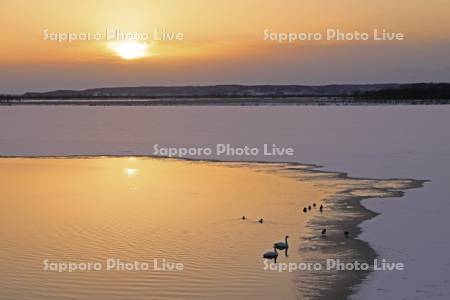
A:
321;228;327;235
303;207;307;213
242;216;246;220
275;235;289;250
313;203;316;207
319;205;324;212
262;244;278;260
308;205;311;210
344;231;349;237
258;218;264;224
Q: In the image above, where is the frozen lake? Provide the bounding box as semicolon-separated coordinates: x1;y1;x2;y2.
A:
1;105;450;299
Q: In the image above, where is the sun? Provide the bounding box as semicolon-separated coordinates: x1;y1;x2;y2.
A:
108;41;150;60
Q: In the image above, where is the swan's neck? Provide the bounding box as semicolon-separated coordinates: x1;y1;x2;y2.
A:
285;237;288;244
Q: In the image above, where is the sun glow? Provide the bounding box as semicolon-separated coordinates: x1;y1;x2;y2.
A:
108;41;149;60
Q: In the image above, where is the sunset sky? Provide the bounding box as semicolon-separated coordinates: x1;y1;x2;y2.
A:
0;0;449;93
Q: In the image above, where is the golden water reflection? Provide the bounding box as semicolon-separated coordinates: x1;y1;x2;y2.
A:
124;168;138;177
0;157;410;299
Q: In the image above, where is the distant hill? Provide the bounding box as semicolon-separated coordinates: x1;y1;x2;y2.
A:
1;83;449;105
20;84;400;99
354;83;450;100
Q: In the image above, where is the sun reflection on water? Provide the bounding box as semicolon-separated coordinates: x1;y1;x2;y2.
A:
124;168;138;177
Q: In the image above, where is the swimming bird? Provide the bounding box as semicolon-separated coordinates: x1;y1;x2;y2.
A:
344;231;349;237
313;203;316;207
321;228;327;235
303;207;307;213
308;205;311;210
262;244;278;261
242;216;246;220
275;235;289;250
319;205;323;212
258;218;264;224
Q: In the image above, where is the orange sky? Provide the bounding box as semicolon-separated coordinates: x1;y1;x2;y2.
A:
0;0;449;92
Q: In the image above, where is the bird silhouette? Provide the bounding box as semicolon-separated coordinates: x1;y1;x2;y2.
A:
275;235;289;250
303;207;307;213
263;244;279;262
319;205;323;212
344;231;349;237
258;218;264;224
321;228;327;235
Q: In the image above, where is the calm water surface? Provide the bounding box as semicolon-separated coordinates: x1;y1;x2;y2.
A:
0;157;413;299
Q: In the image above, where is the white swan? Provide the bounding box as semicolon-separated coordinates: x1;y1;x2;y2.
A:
262;244;278;260
275;235;289;250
